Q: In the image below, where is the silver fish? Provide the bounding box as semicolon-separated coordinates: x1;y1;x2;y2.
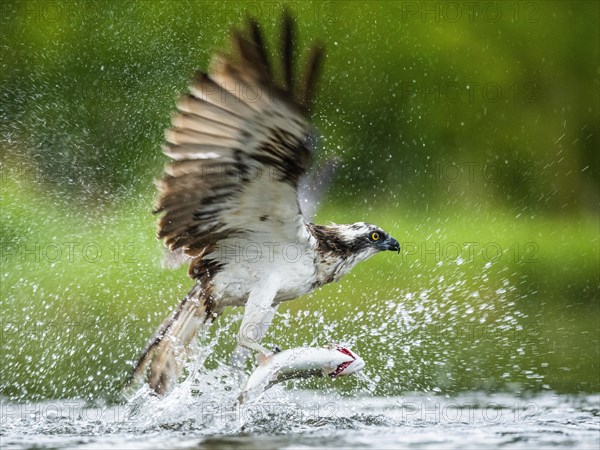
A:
238;346;365;404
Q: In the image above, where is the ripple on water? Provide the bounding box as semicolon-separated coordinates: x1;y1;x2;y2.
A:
1;391;598;449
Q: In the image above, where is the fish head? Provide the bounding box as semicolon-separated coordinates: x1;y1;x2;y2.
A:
328;347;365;377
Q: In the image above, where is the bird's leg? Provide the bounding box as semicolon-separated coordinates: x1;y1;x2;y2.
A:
236;304;277;356
230;338;280;370
236;285;280;361
236;336;272;356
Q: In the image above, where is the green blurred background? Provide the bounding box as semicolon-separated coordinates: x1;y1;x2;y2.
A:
1;1;598;401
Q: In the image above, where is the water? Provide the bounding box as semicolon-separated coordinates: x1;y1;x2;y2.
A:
2;390;598;449
2;274;597;449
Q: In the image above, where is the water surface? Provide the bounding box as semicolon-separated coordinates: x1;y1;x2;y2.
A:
2;391;598;449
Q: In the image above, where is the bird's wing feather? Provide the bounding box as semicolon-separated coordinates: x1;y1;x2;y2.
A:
298;156;341;221
155;16;324;270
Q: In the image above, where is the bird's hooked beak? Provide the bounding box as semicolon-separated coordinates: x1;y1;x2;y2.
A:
383;236;401;254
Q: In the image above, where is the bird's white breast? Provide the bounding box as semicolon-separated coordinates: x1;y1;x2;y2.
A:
207;231;318;306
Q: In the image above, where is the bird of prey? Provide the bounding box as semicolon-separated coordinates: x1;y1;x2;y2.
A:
131;13;400;395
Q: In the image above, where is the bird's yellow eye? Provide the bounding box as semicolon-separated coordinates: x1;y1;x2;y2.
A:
371;232;380;241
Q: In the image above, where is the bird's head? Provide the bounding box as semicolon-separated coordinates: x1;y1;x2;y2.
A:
337;222;400;256
314;222;400;261
311;222;400;282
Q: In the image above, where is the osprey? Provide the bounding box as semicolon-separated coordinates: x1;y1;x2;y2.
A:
131;14;400;395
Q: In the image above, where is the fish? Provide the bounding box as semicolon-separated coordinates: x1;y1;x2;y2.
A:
237;345;365;404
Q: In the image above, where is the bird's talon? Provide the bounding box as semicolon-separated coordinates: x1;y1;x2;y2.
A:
273;345;282;354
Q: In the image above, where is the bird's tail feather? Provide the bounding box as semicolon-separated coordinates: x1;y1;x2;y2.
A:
128;283;217;395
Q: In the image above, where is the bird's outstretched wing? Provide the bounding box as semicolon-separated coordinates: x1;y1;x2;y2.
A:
155;14;324;273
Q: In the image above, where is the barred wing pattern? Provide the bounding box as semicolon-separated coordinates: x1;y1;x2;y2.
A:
155;16;324;271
